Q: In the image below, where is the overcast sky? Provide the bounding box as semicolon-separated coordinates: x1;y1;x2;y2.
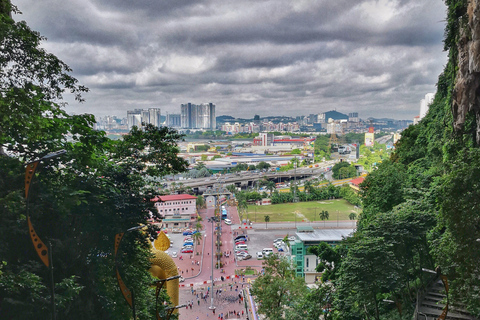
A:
14;0;447;120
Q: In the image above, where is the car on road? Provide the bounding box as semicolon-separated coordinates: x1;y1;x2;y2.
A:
181;248;193;253
224;219;232;225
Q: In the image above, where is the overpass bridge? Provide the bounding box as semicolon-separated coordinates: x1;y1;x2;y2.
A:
169;161;336;194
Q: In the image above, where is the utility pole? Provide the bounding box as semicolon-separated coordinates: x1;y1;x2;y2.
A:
293;156;297;203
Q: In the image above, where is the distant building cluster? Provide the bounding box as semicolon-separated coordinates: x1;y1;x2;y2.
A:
221;121;299;135
95;105;413;136
181;102;216;130
94;115;128;131
127;108;162;130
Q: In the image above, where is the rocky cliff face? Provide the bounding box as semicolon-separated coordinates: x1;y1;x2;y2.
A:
453;0;480;145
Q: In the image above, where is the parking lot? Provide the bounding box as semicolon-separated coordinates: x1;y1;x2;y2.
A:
161;229;205;259
231;224;295;261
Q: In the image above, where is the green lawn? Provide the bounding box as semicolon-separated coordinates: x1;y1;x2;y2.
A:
246;199;357;223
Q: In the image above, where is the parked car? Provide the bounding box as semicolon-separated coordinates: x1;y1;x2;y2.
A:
274;241;285;248
239;254;252;261
234;240;246;245
235;249;248;254
278;246;286;252
179;276;185;283
288;236;296;242
181;248;193;253
224;219;232;225
256;251;264;259
183;230;193;236
236;251;250;258
172;252;178;258
235;235;247;241
184;237;193;242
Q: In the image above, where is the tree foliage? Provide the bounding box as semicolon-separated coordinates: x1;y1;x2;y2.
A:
251;255;306;319
0;6;187;319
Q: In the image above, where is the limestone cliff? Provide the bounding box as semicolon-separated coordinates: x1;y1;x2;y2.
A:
453;0;480;144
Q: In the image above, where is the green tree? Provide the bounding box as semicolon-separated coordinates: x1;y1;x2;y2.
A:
319;210;329;227
251;255;306;319
264;215;270;229
360;160;406;222
336;237;400;320
256;161;271;170
196;195;205;209
0;6;187;318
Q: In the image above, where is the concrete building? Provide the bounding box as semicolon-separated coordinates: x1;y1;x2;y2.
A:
419;93;435;120
153;194;197;228
181;103;216;129
290;227;354;283
127;108;161;129
166;113;181;128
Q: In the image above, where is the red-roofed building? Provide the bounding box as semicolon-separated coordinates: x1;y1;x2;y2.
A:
349;177;365;192
153;194;197;228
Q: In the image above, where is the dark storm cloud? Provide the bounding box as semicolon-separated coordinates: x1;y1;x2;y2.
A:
13;0;447;119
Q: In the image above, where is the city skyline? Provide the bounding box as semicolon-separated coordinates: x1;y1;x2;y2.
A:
13;0;446;120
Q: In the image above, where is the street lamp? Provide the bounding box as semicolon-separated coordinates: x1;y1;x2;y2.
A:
24;149;67;320
153;275;181;320
164;304;187;320
207;216;216;311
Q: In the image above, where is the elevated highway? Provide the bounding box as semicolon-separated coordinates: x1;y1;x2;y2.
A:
168;161;336;193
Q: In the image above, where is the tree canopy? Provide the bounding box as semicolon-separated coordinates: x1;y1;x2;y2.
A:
0;5;187;319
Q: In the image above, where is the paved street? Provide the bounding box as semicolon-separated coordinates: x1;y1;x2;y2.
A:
167;204;356;319
170;205;259;320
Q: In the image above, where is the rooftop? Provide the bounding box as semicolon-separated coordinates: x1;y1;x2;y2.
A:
152;194;197;202
296;229;354;242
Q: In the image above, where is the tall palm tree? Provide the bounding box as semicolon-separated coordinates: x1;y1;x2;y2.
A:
192;231;202;245
266;181;276;196
319;210;329;227
238;199;248;221
264;215;270;229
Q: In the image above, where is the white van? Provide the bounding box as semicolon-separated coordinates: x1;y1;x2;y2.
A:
235;244;248;251
262;248;274;256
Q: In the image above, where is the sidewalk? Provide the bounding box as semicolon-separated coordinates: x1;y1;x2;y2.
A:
175;205;260;319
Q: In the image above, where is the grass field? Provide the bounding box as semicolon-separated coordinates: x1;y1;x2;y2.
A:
246;199;357;223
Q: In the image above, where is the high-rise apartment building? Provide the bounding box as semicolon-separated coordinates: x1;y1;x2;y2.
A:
180;103;216;129
419;93;435;120
127;108;161;130
166;113;181;128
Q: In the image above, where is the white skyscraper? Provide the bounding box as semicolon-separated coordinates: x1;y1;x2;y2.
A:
419;93;435;120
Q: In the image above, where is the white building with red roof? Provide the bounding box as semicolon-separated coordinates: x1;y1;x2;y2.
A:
152;194;197;228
